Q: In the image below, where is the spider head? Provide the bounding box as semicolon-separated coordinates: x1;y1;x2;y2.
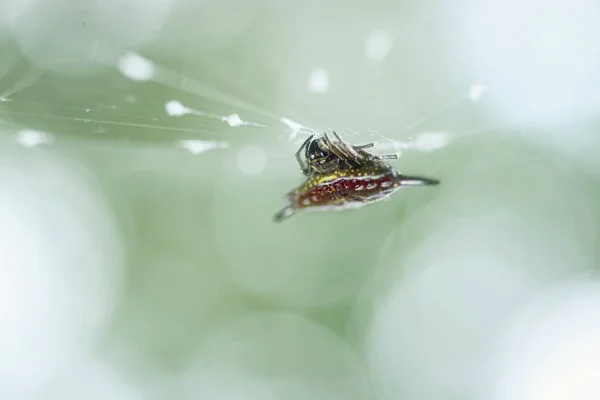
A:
307;138;330;160
307;138;340;173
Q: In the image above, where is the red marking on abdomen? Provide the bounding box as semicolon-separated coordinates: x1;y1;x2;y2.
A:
295;172;399;209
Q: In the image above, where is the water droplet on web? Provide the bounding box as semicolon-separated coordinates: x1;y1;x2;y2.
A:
308;67;329;93
117;52;155;82
221;113;244;127
15;129;54;148
165;100;191;117
177;140;228;155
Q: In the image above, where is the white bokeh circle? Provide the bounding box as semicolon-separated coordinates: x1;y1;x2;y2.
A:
181;311;371;399
0;142;123;397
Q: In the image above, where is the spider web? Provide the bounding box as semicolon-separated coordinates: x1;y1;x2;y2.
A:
0;49;494;170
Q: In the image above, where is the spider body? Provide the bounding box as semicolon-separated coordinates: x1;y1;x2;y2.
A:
274;132;439;222
295;132;396;176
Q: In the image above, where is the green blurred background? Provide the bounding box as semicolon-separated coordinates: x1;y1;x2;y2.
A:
1;0;600;399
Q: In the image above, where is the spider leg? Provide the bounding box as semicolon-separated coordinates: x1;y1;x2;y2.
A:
303;134;313;174
348;138;397;162
354;143;375;149
311;155;330;163
334;132;388;152
310;134;348;171
334;131;368;156
355;139;387;150
274;206;297;222
330;132;371;167
295;135;314;175
326;132;349;156
327;131;369;169
324;132;351;161
333;145;364;169
327;137;351;161
375;154;399;160
323;132;335;150
332;131;344;142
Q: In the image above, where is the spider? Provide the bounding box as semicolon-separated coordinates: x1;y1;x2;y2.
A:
274;132;440;222
295;131;398;176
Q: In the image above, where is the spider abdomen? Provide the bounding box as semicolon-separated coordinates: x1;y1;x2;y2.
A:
294;172;401;209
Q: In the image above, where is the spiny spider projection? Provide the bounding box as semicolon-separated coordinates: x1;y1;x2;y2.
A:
274;132;440;222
